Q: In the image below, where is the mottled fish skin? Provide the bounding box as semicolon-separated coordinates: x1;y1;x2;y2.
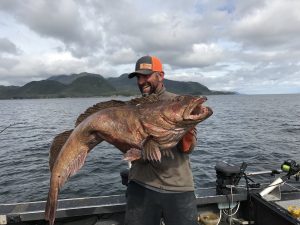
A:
45;129;96;225
45;95;213;225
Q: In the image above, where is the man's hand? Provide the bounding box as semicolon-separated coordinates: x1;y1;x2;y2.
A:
178;127;197;154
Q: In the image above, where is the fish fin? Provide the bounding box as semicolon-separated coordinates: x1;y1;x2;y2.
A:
142;138;161;162
45;181;59;225
128;94;160;105
75;95;161;127
162;149;175;159
75;100;126;126
49;130;73;172
123;148;142;161
59;149;89;190
45;149;88;225
52;132;103;186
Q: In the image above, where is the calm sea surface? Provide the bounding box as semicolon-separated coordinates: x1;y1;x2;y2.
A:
0;94;300;203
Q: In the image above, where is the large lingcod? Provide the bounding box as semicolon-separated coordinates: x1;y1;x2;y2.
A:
45;94;213;225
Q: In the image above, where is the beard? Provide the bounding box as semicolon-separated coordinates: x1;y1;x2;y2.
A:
139;83;156;96
137;73;163;96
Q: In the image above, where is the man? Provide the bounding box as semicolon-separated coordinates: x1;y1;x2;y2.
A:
125;55;199;225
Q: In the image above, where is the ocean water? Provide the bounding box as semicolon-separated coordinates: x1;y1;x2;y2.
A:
0;94;300;203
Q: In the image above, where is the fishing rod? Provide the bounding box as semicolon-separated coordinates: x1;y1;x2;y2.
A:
215;159;300;204
0;122;25;134
259;160;300;197
214;160;300;225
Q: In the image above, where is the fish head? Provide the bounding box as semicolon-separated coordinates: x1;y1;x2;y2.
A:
161;95;213;126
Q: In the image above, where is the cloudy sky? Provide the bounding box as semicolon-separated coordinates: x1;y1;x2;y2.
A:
0;0;299;94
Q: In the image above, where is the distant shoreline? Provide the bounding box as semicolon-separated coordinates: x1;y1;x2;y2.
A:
0;92;236;100
2;92;300;101
0;72;236;99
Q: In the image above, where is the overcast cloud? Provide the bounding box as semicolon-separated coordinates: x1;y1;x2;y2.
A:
0;0;299;94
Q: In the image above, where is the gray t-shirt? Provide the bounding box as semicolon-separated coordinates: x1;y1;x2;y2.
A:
128;87;195;192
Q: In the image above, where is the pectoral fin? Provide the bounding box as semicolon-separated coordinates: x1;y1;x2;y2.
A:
123;148;142;161
161;149;175;159
142;137;161;162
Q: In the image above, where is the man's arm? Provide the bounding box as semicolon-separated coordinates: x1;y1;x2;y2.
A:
178;127;197;154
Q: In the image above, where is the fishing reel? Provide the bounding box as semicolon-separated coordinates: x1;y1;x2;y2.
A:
281;160;300;180
259;160;300;200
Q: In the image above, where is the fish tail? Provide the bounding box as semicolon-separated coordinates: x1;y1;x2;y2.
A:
45;183;59;225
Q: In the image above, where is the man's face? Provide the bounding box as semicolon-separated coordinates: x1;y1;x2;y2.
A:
136;72;164;96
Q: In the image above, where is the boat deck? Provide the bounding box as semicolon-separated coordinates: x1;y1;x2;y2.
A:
0;188;247;225
1;186;300;225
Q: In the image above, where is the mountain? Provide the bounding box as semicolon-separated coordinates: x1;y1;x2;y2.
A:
0;85;19;99
107;73;224;95
0;81;66;99
18;80;66;97
48;72;103;84
107;73;140;95
0;72;235;99
62;75;116;97
164;79;211;95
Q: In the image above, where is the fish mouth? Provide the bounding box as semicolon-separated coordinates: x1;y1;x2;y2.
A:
184;96;212;121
